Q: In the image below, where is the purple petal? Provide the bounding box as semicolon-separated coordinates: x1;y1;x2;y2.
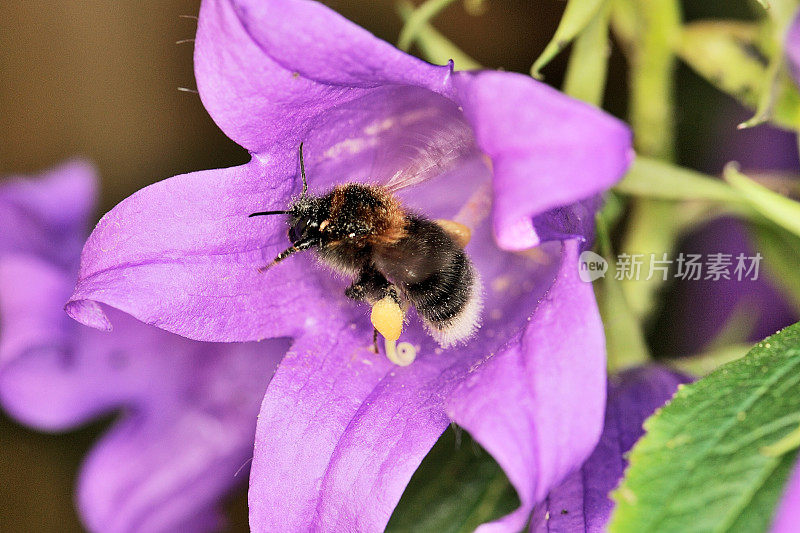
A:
0;254;290;532
0;166;292;532
452;71;633;250
247;236;602;532
194;0;452;155
249;327;451;531
445;239;606;532
75;332;289;533
529;367;690;532
0;160;96;268
66;161;343;341
1;270;289;533
194;0;632;249
786;10;800;88
772;461;800;533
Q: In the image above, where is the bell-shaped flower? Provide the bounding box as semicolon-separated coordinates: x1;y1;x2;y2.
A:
64;1;633;530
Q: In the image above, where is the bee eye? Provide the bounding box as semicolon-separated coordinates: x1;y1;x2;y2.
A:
289;219;307;243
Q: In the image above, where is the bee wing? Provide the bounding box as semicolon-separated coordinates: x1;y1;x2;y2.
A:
367;106;478;193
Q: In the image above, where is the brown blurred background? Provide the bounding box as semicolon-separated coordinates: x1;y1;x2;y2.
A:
0;1;573;531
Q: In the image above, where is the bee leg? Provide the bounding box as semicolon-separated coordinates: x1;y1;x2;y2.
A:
345;265;390;303
371;328;380;354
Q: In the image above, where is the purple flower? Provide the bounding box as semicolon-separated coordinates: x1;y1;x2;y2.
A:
773;462;800;533
654;216;798;356
531;366;691;531
64;0;632;530
786;10;800;88
0;162;290;532
766;16;800;530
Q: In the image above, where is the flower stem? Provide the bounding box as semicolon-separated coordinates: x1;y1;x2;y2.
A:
621;0;680;160
595;212;651;372
613;0;683;321
397;0;459;52
396;0;481;69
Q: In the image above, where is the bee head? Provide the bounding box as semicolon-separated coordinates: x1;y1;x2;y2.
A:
287;195;324;246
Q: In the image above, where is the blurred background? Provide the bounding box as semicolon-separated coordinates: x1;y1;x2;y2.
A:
0;0;794;531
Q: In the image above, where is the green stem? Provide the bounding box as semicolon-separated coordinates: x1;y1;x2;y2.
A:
614;0;682;321
596;214;651;371
626;0;681;159
397;0;458;52
396;0;481;69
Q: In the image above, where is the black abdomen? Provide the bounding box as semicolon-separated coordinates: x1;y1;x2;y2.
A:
406;249;472;328
374;216;478;339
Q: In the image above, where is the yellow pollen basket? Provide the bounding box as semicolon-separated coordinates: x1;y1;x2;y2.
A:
371;295;404;341
370;295;416;366
434;219;472;248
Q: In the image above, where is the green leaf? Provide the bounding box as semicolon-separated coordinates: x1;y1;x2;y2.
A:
724;164;800;239
768;73;800;130
530;0;608;79
676;22;765;112
396;0;481;69
674;12;800;130
609;323;800;532
738;50;783;130
387;428;519;532
562;2;612;106
668;344;752;377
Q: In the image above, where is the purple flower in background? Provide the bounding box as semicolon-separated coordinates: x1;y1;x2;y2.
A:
64;0;632;530
530;366;691;531
773;462;800;533
765;15;800;532
786;10;800;87
0;162;290;533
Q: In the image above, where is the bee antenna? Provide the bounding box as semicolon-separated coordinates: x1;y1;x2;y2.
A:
248;210;288;217
299;142;308;196
257;238;314;273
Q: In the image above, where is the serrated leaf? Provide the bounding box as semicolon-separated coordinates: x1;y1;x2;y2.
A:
531;0;608;79
609;323;800;532
669;344;752;378
387;428;519;533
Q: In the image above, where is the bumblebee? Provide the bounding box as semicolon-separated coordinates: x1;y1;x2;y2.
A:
250;144;482;359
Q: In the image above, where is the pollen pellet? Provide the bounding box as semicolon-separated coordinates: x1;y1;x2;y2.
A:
435;219;472;248
371;296;404;341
